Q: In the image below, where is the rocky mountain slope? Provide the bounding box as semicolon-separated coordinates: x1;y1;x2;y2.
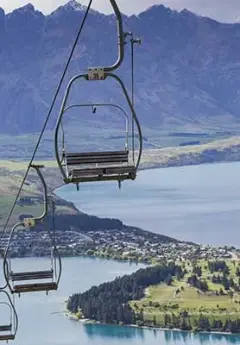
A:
0;1;240;134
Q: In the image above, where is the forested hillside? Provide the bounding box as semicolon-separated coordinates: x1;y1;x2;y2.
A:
68;259;240;333
67;264;184;324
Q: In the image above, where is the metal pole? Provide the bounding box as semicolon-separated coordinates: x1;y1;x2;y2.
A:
131;39;135;163
130;37;141;164
130;37;141;105
106;0;125;72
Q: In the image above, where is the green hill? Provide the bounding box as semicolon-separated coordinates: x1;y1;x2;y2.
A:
67;259;240;334
132;259;240;333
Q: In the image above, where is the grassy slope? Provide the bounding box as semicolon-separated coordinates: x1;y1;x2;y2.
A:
0;160;79;227
2;135;240;174
0;135;239;226
141;136;240;170
132;260;240;326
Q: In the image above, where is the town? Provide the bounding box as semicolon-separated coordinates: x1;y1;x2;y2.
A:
0;226;238;264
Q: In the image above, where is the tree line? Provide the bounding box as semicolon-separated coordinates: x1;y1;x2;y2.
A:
67;264;184;325
148;313;240;333
208;260;229;275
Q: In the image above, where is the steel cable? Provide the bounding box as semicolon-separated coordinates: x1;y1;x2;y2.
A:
0;0;93;243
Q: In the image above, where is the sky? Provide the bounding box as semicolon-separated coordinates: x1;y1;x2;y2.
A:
0;0;239;23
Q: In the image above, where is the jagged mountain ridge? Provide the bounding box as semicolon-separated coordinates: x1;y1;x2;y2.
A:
0;1;240;134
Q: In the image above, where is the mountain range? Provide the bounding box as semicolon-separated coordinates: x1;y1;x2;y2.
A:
0;1;240;135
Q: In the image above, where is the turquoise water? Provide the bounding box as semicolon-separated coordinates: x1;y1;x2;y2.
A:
8;162;240;344
8;257;240;345
84;325;240;344
11;257;145;345
57;162;240;246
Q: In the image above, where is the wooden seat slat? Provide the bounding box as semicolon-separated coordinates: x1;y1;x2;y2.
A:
0;325;12;332
64;150;129;166
11;270;53;282
67;157;128;165
69;165;135;177
13;282;57;294
0;334;15;341
65;150;128;158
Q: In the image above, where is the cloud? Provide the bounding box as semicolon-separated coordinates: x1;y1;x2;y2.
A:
0;0;239;23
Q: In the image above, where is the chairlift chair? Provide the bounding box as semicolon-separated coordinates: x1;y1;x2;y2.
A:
55;75;142;190
3;165;62;296
55;0;142;190
0;291;18;342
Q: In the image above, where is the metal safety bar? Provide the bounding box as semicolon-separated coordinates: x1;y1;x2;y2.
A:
55;73;143;184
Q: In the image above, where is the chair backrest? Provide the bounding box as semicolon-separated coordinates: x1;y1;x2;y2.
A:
0;325;12;332
10;270;53;282
65;150;129;166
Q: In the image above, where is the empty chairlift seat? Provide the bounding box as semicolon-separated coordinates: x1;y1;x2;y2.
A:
3;165;62;296
10;270;57;294
0;324;14;341
0;325;12;332
63;150;136;183
54;78;143;189
0;334;15;341
0;291;18;341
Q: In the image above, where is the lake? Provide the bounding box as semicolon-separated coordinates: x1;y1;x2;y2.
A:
4;162;240;344
3;257;240;345
57;162;240;246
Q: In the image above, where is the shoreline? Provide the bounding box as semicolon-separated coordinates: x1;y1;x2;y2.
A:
65;259;240;338
11;254;149;266
66;310;240;337
139;158;240;172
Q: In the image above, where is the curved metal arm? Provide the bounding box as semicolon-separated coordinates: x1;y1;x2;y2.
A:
107;73;143;169
30;165;48;221
2;172;62;293
60;122;66;154
0;290;18;337
0;249;8;290
47;198;62;288
89;0;124;72
62;103;129;149
3;222;23;292
104;0;125;72
0;302;12;324
3;219;62;293
2;166;48;290
55;73;143;181
46;228;62;289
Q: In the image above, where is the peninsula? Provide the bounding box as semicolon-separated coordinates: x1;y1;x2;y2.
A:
2;148;240;335
68;259;240;334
